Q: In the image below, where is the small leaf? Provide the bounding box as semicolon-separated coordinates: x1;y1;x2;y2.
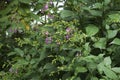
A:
111;38;120;45
86;25;99;36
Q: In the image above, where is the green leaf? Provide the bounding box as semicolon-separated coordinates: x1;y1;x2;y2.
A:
93;38;106;49
104;57;111;67
108;14;120;23
44;63;55;69
111;38;120;45
89;10;102;16
86;25;99;37
112;67;120;73
107;30;118;39
38;0;45;3
14;48;24;57
104;0;111;5
60;10;74;19
19;0;31;4
75;67;87;73
103;67;118;79
97;62;105;74
92;3;103;9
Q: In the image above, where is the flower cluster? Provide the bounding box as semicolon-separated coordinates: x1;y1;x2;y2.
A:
65;27;72;40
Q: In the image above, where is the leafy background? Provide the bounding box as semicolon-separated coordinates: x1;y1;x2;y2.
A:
0;0;120;80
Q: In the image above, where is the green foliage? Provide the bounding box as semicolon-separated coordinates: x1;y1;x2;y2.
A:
0;0;120;80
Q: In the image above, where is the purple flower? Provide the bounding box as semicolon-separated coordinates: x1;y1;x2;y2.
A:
66;27;71;33
49;0;53;5
44;4;48;10
45;37;52;44
9;28;18;33
65;34;70;40
41;4;49;13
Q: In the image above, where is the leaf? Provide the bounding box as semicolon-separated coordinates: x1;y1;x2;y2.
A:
89;10;102;16
44;63;54;69
112;67;120;74
93;38;106;49
104;57;111;67
38;0;45;3
14;48;24;57
104;0;111;5
92;3;103;9
111;38;120;45
60;10;74;18
97;62;105;74
108;14;120;23
19;0;31;4
86;25;99;36
75;67;87;73
103;67;118;79
107;30;118;39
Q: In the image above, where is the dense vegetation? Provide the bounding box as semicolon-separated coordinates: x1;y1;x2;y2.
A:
0;0;120;80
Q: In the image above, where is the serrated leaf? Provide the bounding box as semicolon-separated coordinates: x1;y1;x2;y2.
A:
111;38;120;45
86;25;99;36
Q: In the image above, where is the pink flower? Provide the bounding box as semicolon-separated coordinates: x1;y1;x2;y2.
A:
49;0;53;5
65;34;70;40
45;37;52;44
41;4;49;13
66;27;71;33
45;31;49;36
44;4;48;10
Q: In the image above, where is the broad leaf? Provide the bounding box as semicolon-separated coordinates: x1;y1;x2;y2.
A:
112;67;120;74
93;38;106;49
111;38;120;45
103;67;118;79
107;30;118;39
86;25;99;37
60;10;74;19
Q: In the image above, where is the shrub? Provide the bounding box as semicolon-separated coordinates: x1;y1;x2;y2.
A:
0;0;120;80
